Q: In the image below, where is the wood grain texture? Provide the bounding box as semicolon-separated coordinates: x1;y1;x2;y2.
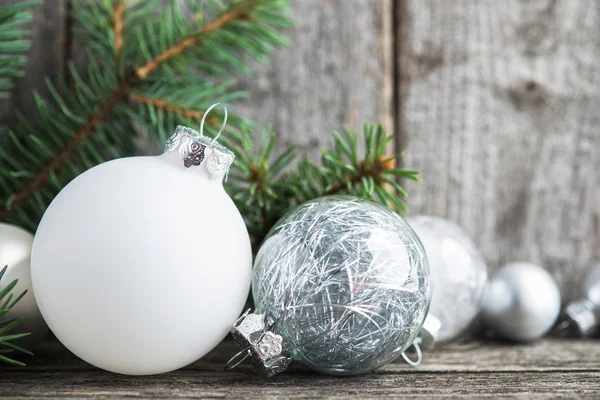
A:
2;339;600;398
398;0;600;299
234;0;394;159
0;0;67;126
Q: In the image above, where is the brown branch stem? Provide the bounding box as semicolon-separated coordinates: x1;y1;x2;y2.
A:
114;2;125;56
129;93;206;119
135;5;246;80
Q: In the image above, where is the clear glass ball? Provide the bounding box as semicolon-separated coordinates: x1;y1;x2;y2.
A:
407;216;488;342
253;196;431;375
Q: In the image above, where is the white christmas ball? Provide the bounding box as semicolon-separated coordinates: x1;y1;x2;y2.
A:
31;128;252;375
407;216;487;343
482;262;561;341
0;223;48;345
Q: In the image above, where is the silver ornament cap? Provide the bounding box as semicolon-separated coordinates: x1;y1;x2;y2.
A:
564;300;598;337
164;103;235;181
225;311;292;378
562;264;600;337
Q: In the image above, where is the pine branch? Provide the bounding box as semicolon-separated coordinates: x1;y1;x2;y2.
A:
5;80;133;216
0;0;292;229
0;1;38;99
135;2;247;80
323;156;396;196
223;127;297;249
124;77;250;149
291;124;420;213
224;124;420;250
0;265;32;367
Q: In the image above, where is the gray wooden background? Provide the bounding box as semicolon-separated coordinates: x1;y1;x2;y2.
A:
1;0;598;300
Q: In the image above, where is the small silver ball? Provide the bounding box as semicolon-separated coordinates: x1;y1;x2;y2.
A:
482;262;561;341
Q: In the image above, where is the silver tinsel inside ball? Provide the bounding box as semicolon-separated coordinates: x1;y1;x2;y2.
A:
253;196;431;375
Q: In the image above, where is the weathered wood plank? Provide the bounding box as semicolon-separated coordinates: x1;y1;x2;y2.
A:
0;0;67;126
8;338;600;373
398;0;600;299
2;339;600;398
2;370;599;399
234;0;394;159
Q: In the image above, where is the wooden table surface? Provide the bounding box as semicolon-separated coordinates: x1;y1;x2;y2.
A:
1;338;599;399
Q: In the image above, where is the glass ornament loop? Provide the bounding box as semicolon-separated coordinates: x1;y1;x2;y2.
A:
401;341;423;367
200;102;228;144
224;346;252;371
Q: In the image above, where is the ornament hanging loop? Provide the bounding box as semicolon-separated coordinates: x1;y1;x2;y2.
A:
200;102;228;144
224;346;252;371
401;341;423;367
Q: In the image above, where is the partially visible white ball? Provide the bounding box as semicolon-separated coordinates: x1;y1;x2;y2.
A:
407;216;487;342
32;149;252;375
482;262;561;341
0;222;48;345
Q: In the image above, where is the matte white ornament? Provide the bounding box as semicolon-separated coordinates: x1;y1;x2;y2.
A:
407;216;488;343
482;262;561;341
0;222;48;345
32;105;252;375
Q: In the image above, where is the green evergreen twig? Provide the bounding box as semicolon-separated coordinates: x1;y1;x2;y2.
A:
224;123;420;251
0;265;32;367
0;1;38;99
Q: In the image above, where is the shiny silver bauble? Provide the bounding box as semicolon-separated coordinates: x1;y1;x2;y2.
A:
0;222;48;346
482;262;561;341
